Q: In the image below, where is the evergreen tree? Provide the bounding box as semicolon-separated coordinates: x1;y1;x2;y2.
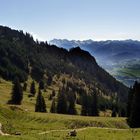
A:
50;98;56;113
30;81;36;96
23;82;27;91
127;87;134;117
56;89;68;114
47;75;52;86
8;77;23;105
112;108;117;117
128;81;140;128
119;107;126;117
35;90;47;112
91;92;99;116
87;96;93;116
67;92;77;115
39;80;44;90
81;92;88;116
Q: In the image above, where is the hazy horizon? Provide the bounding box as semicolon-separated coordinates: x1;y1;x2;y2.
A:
0;0;140;41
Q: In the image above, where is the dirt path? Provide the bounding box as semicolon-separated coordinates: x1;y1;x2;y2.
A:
39;127;129;135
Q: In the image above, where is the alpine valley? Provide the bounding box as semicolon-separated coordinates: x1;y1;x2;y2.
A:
50;39;140;86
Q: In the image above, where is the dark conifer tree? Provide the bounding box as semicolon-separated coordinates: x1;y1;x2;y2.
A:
127;87;134;117
56;89;68;114
128;81;140;128
35;90;47;112
119;107;126;117
50;98;56;113
47;75;52;86
39;80;44;90
81;92;88;116
23;82;27;91
91;92;99;116
67;92;77;115
87;96;92;116
8;77;23;105
112;108;117;117
30;81;36;96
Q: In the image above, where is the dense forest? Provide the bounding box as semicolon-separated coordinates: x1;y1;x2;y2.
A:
0;25;129;116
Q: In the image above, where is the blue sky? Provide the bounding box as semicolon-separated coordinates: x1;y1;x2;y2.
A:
0;0;140;41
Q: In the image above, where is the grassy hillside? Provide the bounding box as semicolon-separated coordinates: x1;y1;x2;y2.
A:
0;26;135;140
0;104;130;140
0;76;82;114
0;74;126;117
0;78;140;140
1;104;140;140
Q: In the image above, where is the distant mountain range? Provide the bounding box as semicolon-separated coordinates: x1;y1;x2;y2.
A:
50;39;140;86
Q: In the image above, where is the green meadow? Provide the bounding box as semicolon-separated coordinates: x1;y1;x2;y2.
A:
0;78;140;140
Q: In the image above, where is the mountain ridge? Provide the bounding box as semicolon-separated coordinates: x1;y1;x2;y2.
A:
50;39;140;86
0;25;128;103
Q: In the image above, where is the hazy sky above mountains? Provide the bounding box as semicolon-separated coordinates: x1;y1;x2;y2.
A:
0;0;140;41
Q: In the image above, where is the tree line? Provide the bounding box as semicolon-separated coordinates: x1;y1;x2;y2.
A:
7;76;99;116
7;75;128;118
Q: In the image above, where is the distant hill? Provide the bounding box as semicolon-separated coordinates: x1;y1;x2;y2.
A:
50;39;140;86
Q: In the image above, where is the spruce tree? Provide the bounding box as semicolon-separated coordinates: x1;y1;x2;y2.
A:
23;82;27;91
35;90;47;112
127;87;134;117
8;77;23;105
47;75;52;86
56;89;68;114
87;96;93;116
112;108;117;117
50;98;56;113
119;107;126;117
128;81;140;128
81;92;88;116
91;92;99;116
67;92;77;115
39;80;44;90
30;81;36;96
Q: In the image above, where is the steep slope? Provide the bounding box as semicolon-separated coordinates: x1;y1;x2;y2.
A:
0;26;128;102
50;39;140;86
